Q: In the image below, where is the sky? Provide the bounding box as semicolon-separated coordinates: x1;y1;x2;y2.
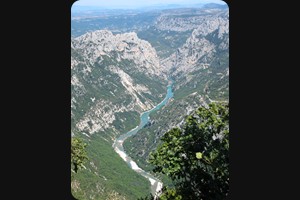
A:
73;0;226;9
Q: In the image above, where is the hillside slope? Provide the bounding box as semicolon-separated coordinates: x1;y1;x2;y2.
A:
71;30;168;200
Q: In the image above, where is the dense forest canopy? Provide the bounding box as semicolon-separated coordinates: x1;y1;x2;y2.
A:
149;102;229;200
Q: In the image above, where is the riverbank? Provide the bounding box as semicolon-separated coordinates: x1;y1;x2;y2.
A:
112;82;173;197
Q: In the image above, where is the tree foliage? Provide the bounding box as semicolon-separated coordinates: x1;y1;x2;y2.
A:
149;102;229;199
71;137;88;173
159;187;183;200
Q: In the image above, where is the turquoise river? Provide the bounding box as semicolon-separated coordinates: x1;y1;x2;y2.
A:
112;81;174;197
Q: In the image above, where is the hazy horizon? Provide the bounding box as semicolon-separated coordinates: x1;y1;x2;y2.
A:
72;0;227;9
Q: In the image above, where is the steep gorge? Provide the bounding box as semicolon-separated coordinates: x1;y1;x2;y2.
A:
71;4;229;200
123;8;229;181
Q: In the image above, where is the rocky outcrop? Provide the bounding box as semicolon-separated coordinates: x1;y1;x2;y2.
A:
161;11;229;77
72;30;166;78
71;30;168;139
155;8;228;32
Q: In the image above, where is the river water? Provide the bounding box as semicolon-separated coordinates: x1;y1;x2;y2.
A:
112;81;173;197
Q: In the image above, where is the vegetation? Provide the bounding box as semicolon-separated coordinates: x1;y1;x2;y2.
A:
123;93;211;179
159;188;182;200
71;35;167;199
137;194;155;200
137;28;192;58
71;51;166;130
112;111;140;133
71;137;88;173
149;102;229;199
123;27;229;177
71;134;151;200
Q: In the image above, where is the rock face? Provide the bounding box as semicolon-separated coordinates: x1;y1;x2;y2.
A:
72;30;165;78
124;7;229;171
71;30;167;140
155;8;228;32
161;9;229;99
161;10;229;76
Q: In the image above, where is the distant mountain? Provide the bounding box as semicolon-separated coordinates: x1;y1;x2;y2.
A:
138;3;204;11
154;7;228;32
202;3;228;9
71;3;225;12
71;5;106;12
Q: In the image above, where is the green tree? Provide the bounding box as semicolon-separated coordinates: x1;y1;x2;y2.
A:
159;187;182;200
71;137;88;173
149;102;229;200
